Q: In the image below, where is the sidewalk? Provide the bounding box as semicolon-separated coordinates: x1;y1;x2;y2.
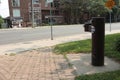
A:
0;47;75;80
67;54;120;76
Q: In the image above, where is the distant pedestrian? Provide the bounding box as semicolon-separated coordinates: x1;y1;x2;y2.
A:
7;19;12;28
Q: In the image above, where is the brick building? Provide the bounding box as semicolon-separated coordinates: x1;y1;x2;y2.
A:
8;0;63;27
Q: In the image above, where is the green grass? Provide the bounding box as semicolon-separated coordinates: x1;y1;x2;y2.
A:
53;33;120;61
53;33;120;80
53;39;92;54
104;33;120;61
75;70;120;80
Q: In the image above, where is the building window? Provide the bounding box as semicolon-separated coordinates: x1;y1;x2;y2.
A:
54;1;59;8
13;9;20;17
33;0;39;4
12;0;20;7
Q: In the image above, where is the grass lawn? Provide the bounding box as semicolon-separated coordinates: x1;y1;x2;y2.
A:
53;33;120;80
53;39;92;54
75;70;120;80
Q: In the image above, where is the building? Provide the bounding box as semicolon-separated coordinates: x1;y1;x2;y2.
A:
8;0;64;27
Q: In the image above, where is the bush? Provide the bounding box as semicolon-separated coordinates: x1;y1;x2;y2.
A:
0;16;4;28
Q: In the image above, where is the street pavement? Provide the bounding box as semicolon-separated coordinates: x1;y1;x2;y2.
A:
0;28;120;55
0;27;120;80
1;23;120;45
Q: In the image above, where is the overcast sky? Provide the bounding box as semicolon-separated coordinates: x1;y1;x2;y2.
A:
0;0;9;18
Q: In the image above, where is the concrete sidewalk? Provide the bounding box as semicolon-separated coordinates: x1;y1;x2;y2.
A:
67;54;120;76
0;30;120;55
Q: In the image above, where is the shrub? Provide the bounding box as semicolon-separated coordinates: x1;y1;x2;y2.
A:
0;16;4;28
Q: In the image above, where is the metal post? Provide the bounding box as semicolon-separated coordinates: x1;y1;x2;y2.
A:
92;17;105;66
50;3;53;40
31;0;34;28
109;11;111;32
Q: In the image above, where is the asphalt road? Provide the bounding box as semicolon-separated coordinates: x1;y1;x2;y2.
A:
0;23;120;45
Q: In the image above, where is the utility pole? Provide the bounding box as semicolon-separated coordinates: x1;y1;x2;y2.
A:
31;0;34;28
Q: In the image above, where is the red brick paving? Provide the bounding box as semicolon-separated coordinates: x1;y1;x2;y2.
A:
0;48;75;80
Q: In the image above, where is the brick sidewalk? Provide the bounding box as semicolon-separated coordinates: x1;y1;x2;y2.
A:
0;47;75;80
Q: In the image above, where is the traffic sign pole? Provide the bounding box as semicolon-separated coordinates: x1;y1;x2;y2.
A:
46;0;53;40
50;3;53;40
105;0;115;32
110;11;111;32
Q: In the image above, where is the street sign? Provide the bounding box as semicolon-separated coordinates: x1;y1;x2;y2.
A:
105;0;115;9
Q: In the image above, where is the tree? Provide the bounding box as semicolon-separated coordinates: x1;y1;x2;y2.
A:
89;0;108;17
59;0;72;24
0;16;4;28
112;0;120;22
104;0;120;22
60;0;108;24
60;0;89;24
112;6;120;22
